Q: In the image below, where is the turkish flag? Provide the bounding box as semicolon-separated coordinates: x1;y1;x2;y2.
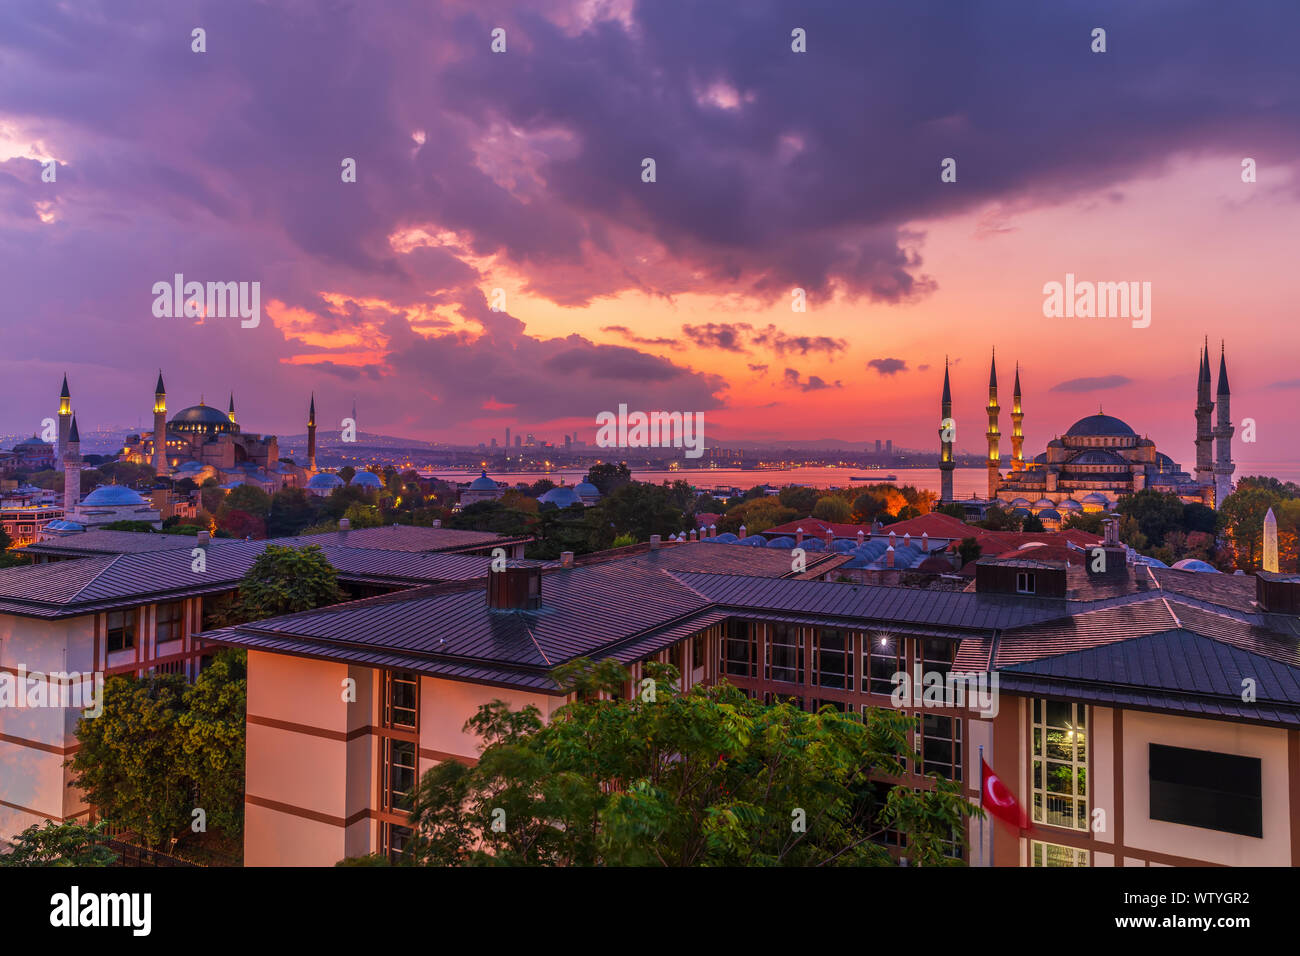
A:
981;758;1030;831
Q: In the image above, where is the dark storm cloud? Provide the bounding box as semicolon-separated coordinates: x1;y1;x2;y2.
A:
2;0;1298;434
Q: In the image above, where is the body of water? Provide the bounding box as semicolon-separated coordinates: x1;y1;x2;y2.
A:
420;461;1300;498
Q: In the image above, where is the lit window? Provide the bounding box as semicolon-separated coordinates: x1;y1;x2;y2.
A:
1030;840;1089;867
1031;699;1088;829
863;634;903;696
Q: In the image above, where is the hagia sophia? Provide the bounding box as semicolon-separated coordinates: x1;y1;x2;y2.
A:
939;341;1234;525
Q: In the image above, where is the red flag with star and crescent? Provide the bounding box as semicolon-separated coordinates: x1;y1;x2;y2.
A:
981;758;1030;831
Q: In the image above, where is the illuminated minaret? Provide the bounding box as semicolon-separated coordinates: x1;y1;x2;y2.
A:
63;414;81;513
986;349;1001;500
153;370;167;477
307;393;317;473
228;393;237;426
1214;341;1235;507
1010;362;1025;472
57;374;72;473
938;358;954;502
1194;340;1215;488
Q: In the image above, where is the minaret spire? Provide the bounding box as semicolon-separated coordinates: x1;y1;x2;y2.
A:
153;370;168;477
228;392;237;425
1010;361;1025;472
307;392;318;474
938;357;954;502
63;413;82;513
1213;341;1235;507
57;373;72;473
1194;341;1215;490
986;349;1001;500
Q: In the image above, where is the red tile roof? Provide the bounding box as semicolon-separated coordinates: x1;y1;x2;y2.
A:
764;517;870;537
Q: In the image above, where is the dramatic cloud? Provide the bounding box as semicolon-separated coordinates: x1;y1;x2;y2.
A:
783;368;842;392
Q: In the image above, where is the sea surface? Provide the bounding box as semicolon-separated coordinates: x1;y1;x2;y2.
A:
419;462;1300;498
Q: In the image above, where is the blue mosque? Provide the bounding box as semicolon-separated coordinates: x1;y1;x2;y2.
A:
939;342;1234;520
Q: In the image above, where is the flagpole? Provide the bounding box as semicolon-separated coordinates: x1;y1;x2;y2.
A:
978;744;985;868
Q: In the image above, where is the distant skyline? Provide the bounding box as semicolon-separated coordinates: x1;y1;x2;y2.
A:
2;2;1298;469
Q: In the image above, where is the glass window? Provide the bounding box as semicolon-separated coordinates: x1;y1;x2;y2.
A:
766;624;804;684
920;638;956;679
814;628;852;689
383;822;413;863
1030;840;1090;867
919;713;962;782
384;739;417;812
106;610;136;653
1031;699;1088;829
1016;572;1036;594
721;619;755;678
385;671;418;729
156;601;184;643
692;633;705;670
863;633;904;696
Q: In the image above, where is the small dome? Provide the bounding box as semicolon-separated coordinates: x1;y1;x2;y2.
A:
1172;559;1220;573
467;470;499;491
14;435;50;448
710;532;740;544
1059;498;1083;511
573;480;600;497
1037;508;1061;521
1011;507;1031;518
81;485;148;506
539;486;582;508
738;536;767;546
307;473;344;489
1082;492;1111;504
44;519;86;531
1132;554;1169;568
1033;452;1048;464
350;471;383;489
1065;413;1136;437
765;536;796;548
1010;497;1031;508
1032;498;1055;510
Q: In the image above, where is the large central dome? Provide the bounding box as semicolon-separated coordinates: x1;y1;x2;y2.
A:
171;403;231;426
1065;413;1136;437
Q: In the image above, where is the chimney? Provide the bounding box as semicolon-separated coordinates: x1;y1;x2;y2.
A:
921;531;929;551
197;530;211;546
487;565;542;610
432;519;442;528
889;531;896;548
824;528;834;546
339;517;351;531
650;534;661;550
903;532;911;547
857;531;865;546
689;529;697;541
708;524;716;539
795;527;804;547
886;544;895;568
1102;518;1119;547
560;551;575;568
738;525;747;539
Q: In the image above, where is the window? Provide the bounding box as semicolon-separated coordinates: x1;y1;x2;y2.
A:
668;641;685;677
382;738;417;812
106;610;136;653
384;671;418;729
1149;744;1262;838
721;619;756;678
918;713;962;782
814;628;852;689
156;602;184;643
1030;840;1089;867
382;822;413;863
766;624;804;684
1016;572;1036;594
692;634;705;670
863;634;903;696
1031;699;1088;829
919;638;956;680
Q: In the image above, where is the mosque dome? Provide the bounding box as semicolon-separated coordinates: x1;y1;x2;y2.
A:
1082;492;1111;505
350;471;384;489
81;485;148;507
171;404;232;427
1010;507;1031;519
1037;508;1061;521
1059;498;1083;512
1032;498;1055;510
538;486;582;508
467;471;499;491
573;480;600;498
1009;497;1031;508
14;435;49;448
1070;450;1127;466
1172;559;1220;573
307;473;344;490
1065;413;1136;437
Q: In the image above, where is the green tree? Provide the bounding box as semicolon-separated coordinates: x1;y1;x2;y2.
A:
338;466;357;484
343;501;383;528
1220;485;1283;570
595;482;688;542
210;544;345;626
391;659;977;867
812;496;853;523
178;651;247;838
0;821;118;867
1116;489;1185;548
267;487;318;537
1022;514;1045;532
957;537;982;567
778;485;819;515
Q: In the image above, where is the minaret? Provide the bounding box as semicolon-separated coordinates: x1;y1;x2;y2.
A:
938;358;954;502
986;350;1001;500
307;393;317;473
57;374;72;473
228;393;237;426
63;414;81;513
153;371;167;476
1011;362;1025;472
1194;340;1215;488
1263;507;1279;572
1213;342;1235;507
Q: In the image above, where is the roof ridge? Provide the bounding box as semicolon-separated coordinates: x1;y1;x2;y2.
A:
66;553;122;602
1160;596;1182;629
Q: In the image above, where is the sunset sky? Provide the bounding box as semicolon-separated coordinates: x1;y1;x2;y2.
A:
1;0;1298;467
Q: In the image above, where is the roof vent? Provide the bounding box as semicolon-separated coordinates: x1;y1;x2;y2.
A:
338;518;351;531
650;534;661;550
488;565;542;610
1257;571;1300;614
560;551;575;568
